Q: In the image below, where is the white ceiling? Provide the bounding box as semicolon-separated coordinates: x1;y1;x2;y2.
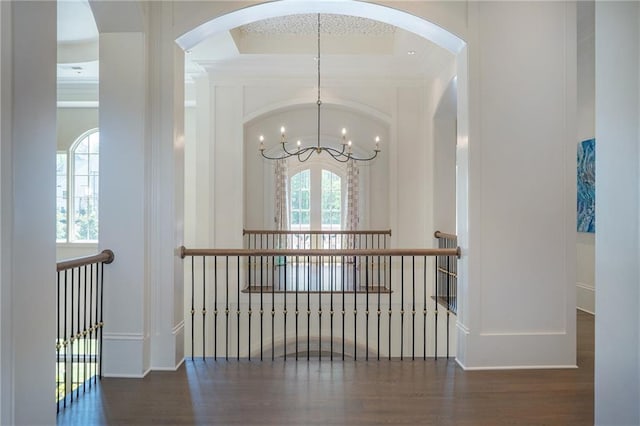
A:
57;8;454;90
57;0;99;82
58;0;98;42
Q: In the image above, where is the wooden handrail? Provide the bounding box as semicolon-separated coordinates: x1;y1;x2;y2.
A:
180;246;460;259
56;249;115;272
434;231;457;240
243;229;392;236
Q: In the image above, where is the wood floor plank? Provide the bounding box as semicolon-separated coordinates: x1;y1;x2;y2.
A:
57;311;593;425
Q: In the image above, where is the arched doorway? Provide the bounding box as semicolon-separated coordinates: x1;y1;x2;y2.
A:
178;1;468;360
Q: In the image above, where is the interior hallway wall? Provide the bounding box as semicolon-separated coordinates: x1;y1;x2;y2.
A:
594;2;640;424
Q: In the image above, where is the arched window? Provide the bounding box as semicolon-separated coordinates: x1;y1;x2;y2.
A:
56;129;100;242
290;166;343;231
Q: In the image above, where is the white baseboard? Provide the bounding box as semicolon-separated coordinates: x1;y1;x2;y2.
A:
456;358;577;371
576;282;595;315
103;368;150;379
102;333;148;377
151;357;185;372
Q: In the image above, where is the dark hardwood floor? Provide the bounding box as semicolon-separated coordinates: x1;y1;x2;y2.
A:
57;311;594;425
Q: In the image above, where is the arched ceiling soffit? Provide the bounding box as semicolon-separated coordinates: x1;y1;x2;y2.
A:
180;2;464;84
175;1;466;54
244;97;391;126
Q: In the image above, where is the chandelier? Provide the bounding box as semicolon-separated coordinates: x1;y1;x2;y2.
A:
259;14;381;163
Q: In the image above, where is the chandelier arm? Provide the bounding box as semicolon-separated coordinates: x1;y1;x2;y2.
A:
323;147;353;163
260;150;294;161
281;142;301;156
347;150;381;162
298;148;316;162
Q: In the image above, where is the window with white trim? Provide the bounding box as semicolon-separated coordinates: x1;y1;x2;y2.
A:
290;165;343;231
56;152;68;241
57;129;100;242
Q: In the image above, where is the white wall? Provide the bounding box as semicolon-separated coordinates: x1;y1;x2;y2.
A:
433;76;457;235
0;1;10;423
100;32;150;377
594;2;640;424
394;86;433;247
456;1;576;369
57;107;98;150
8;2;57;424
576;0;595;314
213;84;244;247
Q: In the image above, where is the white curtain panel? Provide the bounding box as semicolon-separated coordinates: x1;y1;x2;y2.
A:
346;160;360;247
274;159;289;248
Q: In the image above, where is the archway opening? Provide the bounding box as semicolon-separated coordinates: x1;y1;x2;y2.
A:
179;2;468;361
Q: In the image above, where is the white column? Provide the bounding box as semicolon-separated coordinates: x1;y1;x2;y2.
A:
433;78;457;234
212;83;244;248
595;3;640;424
0;2;11;423
148;2;185;370
4;2;57;424
188;74;212;248
394;86;432;247
456;1;577;369
99;32;150;377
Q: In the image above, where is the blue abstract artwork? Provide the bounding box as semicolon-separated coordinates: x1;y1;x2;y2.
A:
577;138;595;233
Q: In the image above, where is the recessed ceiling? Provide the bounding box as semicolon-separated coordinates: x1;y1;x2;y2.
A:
238;14;396;36
188;13;453;81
